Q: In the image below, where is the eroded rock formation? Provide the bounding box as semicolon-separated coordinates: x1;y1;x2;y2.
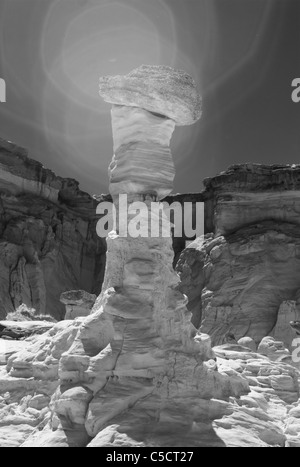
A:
60;290;96;320
0;138;106;320
0;69;299;448
98;64;202;126
203;163;300;235
0;65;250;448
49;64;248;447
1;322;299;447
177;225;300;347
176;165;300;349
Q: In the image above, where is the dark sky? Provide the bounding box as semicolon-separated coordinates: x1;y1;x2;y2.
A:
0;0;299;196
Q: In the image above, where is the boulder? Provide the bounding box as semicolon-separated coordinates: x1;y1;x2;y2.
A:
99;64;202;126
60;290;96;320
237;337;257;352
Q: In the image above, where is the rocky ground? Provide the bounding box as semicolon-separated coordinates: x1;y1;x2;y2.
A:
0;325;299;447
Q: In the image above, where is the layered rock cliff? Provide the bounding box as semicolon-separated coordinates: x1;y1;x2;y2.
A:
0;158;300;447
203;163;300;235
0;137;106;320
176;164;300;348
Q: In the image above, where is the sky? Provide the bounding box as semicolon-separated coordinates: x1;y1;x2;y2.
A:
0;0;299;196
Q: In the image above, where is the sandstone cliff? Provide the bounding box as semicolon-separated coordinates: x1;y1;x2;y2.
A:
176;164;300;348
0;137;106;320
203;163;300;235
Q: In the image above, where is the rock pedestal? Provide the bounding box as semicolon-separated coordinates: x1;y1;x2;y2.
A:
109;104;176;200
1;69;300;444
51;66;248;446
2;66;252;448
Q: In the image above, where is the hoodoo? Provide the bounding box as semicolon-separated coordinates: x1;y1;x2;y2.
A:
2;67;299;448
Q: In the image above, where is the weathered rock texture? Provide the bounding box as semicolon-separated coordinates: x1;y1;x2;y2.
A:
271;301;300;351
203;163;300;235
99;64;202;126
0;138;106;320
100;65;201;200
50;64;247;447
291;321;300;335
60;290;97;320
1;331;299;447
176;164;300;349
177;224;300;346
108;105;176;199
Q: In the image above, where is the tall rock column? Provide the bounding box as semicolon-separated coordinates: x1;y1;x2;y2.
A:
53;66;248;447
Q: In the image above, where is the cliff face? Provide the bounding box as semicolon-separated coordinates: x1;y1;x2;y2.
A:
0;138;106;320
203;163;300;235
176;164;300;348
0;157;300;447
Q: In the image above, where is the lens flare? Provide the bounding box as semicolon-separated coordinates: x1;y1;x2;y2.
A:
0;0;283;195
38;0;184;193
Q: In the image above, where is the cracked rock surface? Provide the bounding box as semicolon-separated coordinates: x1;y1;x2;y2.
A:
0;137;106;320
